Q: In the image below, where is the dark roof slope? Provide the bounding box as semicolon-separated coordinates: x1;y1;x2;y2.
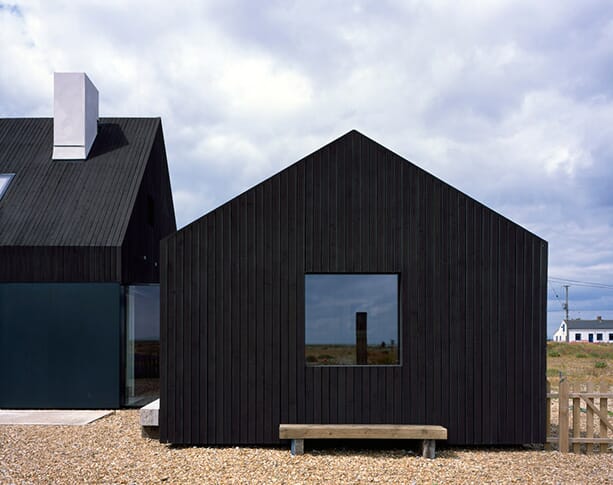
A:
0;117;160;247
565;319;613;330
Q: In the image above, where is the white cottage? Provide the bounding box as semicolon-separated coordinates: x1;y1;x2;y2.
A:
553;317;613;343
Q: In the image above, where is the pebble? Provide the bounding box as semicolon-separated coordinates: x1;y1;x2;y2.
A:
0;410;612;484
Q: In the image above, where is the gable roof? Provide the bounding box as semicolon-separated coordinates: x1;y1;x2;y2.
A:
0;117;160;247
565;319;613;330
174;129;545;244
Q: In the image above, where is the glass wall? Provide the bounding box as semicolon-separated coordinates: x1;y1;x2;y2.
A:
305;274;399;366
125;285;160;406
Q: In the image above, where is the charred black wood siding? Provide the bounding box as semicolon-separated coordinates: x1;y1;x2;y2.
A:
121;124;177;284
160;130;547;446
0;117;176;284
0;246;121;281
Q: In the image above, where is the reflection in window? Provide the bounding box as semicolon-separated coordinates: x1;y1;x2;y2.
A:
305;274;399;366
125;285;160;406
0;173;15;201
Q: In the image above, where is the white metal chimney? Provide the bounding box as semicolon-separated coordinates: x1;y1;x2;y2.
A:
52;72;99;160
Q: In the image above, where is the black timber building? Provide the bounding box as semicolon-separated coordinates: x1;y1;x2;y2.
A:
160;130;548;446
0;73;176;408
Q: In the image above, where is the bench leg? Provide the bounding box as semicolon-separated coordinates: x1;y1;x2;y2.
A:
421;439;436;459
291;439;304;456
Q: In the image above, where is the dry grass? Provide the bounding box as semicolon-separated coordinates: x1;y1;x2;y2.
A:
546;341;613;384
305;344;398;365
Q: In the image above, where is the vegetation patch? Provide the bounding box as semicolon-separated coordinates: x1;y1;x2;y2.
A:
547;341;613;383
546;368;560;377
305;344;399;365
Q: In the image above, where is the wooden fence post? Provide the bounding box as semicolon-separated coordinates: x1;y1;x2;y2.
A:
545;380;551;451
572;383;581;453
600;379;608;453
586;381;594;454
559;378;569;453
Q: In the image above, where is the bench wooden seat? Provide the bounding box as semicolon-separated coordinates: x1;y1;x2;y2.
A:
279;424;448;458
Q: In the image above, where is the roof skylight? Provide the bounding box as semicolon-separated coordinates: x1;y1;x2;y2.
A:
0;173;15;201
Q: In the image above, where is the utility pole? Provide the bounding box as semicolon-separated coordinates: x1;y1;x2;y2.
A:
563;285;570;321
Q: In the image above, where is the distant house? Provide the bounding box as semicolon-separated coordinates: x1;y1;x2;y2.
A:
553;317;613;343
0;73;176;409
160;130;548;447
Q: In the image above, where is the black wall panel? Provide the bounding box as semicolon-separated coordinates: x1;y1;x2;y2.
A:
160;130;548;446
0;246;121;282
121;124;177;284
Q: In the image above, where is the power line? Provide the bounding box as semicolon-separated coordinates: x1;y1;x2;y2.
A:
550;285;566;313
549;276;613;290
547;278;613;321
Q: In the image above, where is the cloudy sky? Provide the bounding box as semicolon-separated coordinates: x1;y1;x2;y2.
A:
306;274;398;345
2;0;613;336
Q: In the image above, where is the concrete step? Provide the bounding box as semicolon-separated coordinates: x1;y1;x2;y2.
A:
139;398;159;439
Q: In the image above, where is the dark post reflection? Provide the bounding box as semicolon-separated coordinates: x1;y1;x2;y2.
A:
356;312;367;365
305;274;399;366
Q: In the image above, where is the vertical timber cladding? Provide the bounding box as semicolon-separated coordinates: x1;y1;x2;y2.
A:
160;130;548;446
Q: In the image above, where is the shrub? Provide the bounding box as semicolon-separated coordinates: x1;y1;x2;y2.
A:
576;353;588;359
306;355;317;363
548;351;561;357
595;361;607;369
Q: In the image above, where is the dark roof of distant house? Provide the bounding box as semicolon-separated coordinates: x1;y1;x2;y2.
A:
564;319;613;330
0;117;160;247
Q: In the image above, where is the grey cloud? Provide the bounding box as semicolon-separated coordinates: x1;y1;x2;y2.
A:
4;1;613;337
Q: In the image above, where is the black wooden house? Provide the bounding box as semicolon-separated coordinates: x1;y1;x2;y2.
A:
0;73;176;408
160;130;547;446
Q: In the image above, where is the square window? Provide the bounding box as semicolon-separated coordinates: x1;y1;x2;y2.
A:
575;333;581;341
305;274;399;366
609;333;613;341
597;333;603;341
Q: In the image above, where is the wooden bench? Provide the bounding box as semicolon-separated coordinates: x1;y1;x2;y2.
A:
279;424;448;459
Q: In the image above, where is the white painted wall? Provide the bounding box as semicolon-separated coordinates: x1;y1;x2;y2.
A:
553;321;567;342
552;320;613;342
52;72;98;160
567;328;613;343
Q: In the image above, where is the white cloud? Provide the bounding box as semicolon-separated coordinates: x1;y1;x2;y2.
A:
215;57;312;119
3;0;613;336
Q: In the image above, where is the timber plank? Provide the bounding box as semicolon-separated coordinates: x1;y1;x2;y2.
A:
279;424;448;440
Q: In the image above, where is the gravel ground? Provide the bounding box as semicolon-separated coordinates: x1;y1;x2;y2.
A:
1;410;612;484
